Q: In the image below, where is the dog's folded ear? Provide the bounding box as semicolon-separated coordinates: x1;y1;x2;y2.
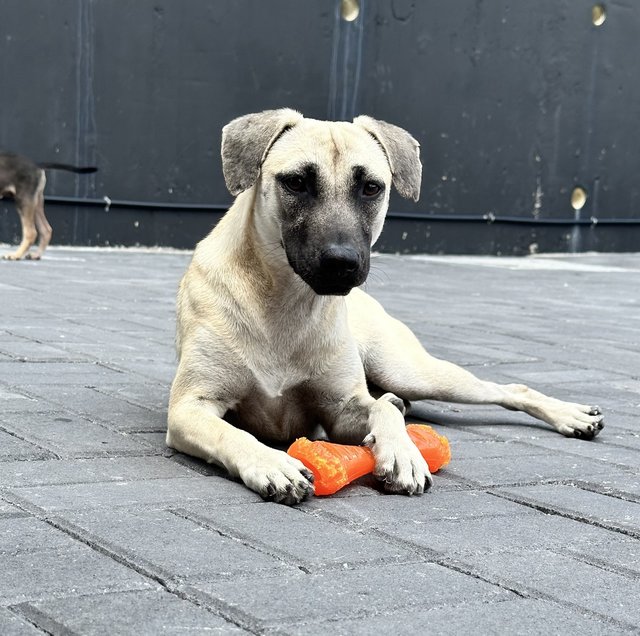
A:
221;109;304;196
353;116;422;202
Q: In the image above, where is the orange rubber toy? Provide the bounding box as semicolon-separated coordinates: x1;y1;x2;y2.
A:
287;424;450;496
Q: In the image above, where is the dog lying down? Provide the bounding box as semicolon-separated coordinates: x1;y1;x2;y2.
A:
0;152;97;260
166;109;604;505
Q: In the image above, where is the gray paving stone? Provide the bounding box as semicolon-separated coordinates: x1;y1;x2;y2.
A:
522;434;640;467
129;431;168;452
0;361;125;383
0;430;53;461
197;562;514;626
9;475;259;511
64;507;294;580
0;544;159;605
176;502;418;569
92;382;170;412
8;385;168;433
0;608;42;636
460;548;640;626
0;499;24;518
308;489;537;524
0;517;77;554
286;597;628;636
0;456;194;488
368;508;635;559
443;438;549;460
0;411;151;458
0;338;84;362
0;385;38;410
20;590;246;635
592;476;640;501
498;484;640;534
443;454;630;487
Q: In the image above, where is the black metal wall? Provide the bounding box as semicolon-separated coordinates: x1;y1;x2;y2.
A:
1;0;639;254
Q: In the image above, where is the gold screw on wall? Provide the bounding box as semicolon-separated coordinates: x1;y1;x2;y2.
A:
341;0;360;22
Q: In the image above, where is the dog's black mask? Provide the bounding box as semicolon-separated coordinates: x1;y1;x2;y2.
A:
285;237;371;296
277;164;378;296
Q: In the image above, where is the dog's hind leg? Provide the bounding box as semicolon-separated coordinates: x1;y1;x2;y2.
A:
3;196;38;261
348;288;604;439
29;176;52;260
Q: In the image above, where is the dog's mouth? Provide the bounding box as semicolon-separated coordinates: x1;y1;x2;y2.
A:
307;279;359;296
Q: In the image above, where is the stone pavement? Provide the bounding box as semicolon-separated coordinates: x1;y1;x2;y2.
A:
0;246;639;635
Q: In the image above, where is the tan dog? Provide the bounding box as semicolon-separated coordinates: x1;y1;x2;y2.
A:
0;152;97;260
167;109;604;505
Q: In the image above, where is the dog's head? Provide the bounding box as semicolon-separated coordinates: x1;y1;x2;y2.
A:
221;109;422;296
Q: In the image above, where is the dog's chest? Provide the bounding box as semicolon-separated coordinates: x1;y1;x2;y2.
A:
250;354;317;398
247;311;341;399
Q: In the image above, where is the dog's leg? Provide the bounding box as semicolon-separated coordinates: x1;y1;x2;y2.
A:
3;198;37;260
29;176;51;260
321;379;432;494
349;290;604;439
167;393;315;505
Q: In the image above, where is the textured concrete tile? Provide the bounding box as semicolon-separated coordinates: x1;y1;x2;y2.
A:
0;339;85;362
286;598;628;635
0;499;25;517
0;545;158;605
0;361;125;383
17;385;165;430
0;430;53;460
307;489;537;525
0;411;151;458
0;456;194;488
21;590;246;635
129;431;168;452
444;439;548;460
65;508;293;580
592;476;640;500
498;484;640;533
0;517;77;554
461;548;640;626
9;475;259;511
0;608;42;636
197;562;513;625
371;509;630;558
178;503;417;569
443;454;628;487
521;434;640;467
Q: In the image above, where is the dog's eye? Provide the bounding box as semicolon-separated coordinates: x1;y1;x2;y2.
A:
362;182;382;198
282;176;306;194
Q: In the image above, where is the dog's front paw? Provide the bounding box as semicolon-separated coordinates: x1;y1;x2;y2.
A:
364;430;432;495
239;448;315;505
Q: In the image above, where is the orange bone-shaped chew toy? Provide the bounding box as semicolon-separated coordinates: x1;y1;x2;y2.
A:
287;424;450;496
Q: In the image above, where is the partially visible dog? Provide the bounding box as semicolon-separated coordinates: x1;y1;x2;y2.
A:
0;152;97;260
167;109;604;505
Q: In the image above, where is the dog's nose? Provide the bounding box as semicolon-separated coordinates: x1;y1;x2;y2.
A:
319;245;360;277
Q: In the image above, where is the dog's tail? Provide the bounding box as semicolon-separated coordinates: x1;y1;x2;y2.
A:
38;162;98;174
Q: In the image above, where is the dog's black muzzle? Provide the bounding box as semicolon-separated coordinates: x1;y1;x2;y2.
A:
300;243;370;296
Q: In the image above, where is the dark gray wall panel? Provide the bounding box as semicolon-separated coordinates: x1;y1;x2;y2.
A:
1;0;639;253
